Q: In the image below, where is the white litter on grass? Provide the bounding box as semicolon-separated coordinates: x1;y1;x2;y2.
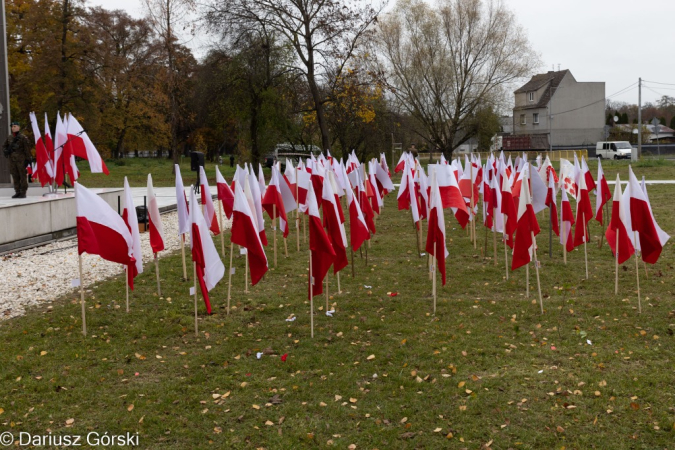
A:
256;352;263;359
587;339;592;345
538;370;544;374
363;285;372;289
326;310;335;317
285;316;296;322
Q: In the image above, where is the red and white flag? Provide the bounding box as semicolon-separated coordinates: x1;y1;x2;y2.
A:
434;164;468;227
215;166;234;219
147;174;165;253
580;156;596;193
231;181;268;285
189;188;225;314
605;174;634;264
374;158;394;196
284;158;297;201
573;171;593;247
199;167;221;235
501;170;518;248
397;160;420;229
322;172;348;273
76;182;135;269
262;165;297;238
488;168;504;233
121;177;143;289
356;170;376;235
54;113;78;186
175;164;190;235
44;113;54;175
546;175;559;237
594;158;611;223
340;163;370;251
296;166;311;213
426;172;448;285
29;112;53;185
623;167;670;264
247;164;268;246
66;114;109;175
306;182;335;298
558;158;577;197
511;173;540;270
559;187;575;253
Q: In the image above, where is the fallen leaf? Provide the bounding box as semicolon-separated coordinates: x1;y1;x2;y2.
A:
252;404;261;410
400;417;408;424
265;420;274;426
335;395;342;402
127;404;134;412
556;426;565;433
367;354;375;360
319;402;327;407
434;427;442;432
630;402;640;411
347;445;356;450
65;418;74;425
40;351;47;356
213;427;222;434
399;432;417;439
598;380;607;387
349;398;358;403
458;381;465;388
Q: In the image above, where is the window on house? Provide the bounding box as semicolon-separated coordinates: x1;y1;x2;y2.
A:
533;113;539;124
528;92;534;102
520;114;526;125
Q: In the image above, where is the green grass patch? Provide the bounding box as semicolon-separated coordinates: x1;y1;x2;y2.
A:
1;169;674;449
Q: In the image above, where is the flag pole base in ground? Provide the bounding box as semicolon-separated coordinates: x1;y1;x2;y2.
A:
634;232;641;314
125;265;129;313
227;242;234;314
583;213;589;280
180;234;188;281
526;263;529;298
325;275;329;312
273;205;278;267
284;238;288;258
193;262;198;337
154;253;161;296
309;250;314;338
532;232;543;314
218;197;225;257
245;254;249;293
337;271;341;294
79;255;86;337
615;233;619;295
432;242;437;315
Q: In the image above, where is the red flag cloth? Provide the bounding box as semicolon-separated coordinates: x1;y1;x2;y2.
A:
340;163;370;251
147;174;165;253
500;173;518;249
121;177;143;290
322;174;348;274
425;171;448;285
559;188;575;253
66;114;109;175
436;164;469;228
594;159;611;223
397;161;420;229
284;158;297;201
306;183;335;299
624;167;670;264
573;174;593;248
231;181;268;285
511;176;540;271
546;175;559;237
29;112;52;186
75;182;135;271
199;167;221;235
605;174;634;264
54;113;78;186
262;166;297;238
189;188;225;314
215;166;234;219
357;172;376;235
581;156;596;192
44;113;54;177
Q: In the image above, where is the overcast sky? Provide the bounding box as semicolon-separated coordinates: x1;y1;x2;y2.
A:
89;0;675;106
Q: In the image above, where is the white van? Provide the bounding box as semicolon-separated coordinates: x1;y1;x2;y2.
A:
596;141;633;160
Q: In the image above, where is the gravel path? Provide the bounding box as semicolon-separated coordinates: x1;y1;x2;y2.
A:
0;211;232;321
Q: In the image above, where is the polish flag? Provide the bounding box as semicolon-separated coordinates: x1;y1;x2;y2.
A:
121;177;143;289
501;171;518;249
538;155;558;184
394;151;409;173
357;170;376;235
573;171;593;248
397;161;420;229
528;163;548;214
545;175;559;237
284;158;297;201
594;159;611;223
559;187;575;253
489;168;504;233
326;169;345;223
433;164;468;227
511;172;540;270
415;166;429;220
175;165;190;235
340;163;370;251
322;173;348;273
29;112;53;186
296;166;311;213
147;174;165;253
247;165;268;246
306;182;335;298
426;172;448;285
215;166;234;219
66;114;109;175
257;164;267;198
559;158;577;197
482;163;493;229
368;160;384;214
623;167;670;264
580;156;596;192
231;181;268;285
54;113;78;186
44;113;54;174
605;174;634;264
76;182;135;269
199;167;221;235
262;165;297;238
375;158;395;196
189;188;225;314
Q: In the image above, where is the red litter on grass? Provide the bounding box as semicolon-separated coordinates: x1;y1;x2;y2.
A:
387;292;398;297
135;372;139;376
281;353;288;362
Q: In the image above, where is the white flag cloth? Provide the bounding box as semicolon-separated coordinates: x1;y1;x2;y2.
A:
175;164;190;235
122;177;143;277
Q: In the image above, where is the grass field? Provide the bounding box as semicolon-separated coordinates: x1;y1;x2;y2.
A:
2;159;675;449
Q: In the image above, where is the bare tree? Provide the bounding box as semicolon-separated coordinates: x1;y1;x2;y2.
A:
374;0;539;156
204;0;384;152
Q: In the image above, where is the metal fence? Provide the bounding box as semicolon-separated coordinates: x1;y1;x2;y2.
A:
428;149;588;162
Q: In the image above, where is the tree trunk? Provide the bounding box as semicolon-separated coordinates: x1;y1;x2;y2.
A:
250;94;262;166
115;128;127;159
57;0;69;112
306;71;330;152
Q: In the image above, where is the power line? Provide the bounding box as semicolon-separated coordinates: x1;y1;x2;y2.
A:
642;79;675;87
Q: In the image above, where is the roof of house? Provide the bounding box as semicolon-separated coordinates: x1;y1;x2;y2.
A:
514;70;570;111
616;124;675;133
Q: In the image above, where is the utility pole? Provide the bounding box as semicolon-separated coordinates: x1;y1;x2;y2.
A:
638;77;642;159
0;0;11;183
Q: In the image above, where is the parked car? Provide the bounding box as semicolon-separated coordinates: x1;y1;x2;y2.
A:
596;141;633;160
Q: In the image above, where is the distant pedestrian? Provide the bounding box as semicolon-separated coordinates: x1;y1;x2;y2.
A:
3;121;32;198
229;154;235;168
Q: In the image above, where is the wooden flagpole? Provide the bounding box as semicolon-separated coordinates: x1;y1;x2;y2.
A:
180;234;187;280
218;196;225;257
615;233;619;295
284;236;289;258
325;272;329;312
583;213;589;279
365;240;369;266
193;261;198;337
303;210;307;243
227;242;234;314
337;271;341;294
432;241;437;315
563;223;567;265
532;232;543;313
309;250;314;338
634;231;641;314
296;179;301;251
470;156;476;249
273;204;278;267
503;214;509;280
526;263;529;298
79;255;86;337
154;253;161;296
351;248;355;278
492;207;497;265
244;253;249;293
125;265;130;313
